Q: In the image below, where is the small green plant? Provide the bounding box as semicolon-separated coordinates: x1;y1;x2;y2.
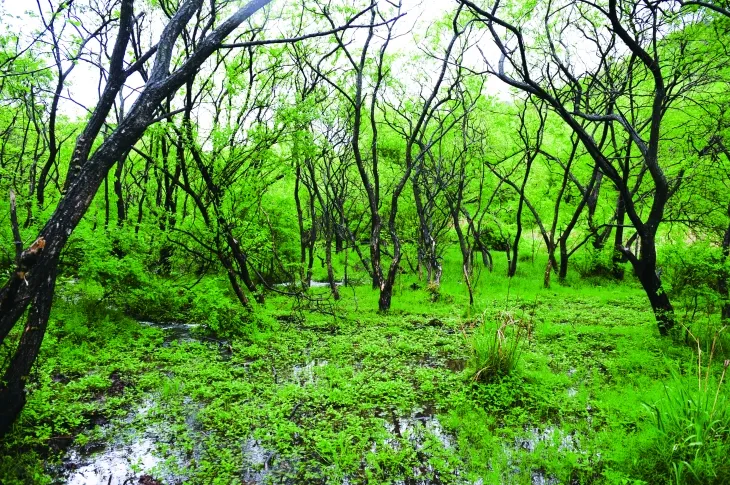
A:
426;281;441;302
465;311;525;383
644;326;730;484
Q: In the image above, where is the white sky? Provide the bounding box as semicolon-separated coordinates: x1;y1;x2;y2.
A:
0;0;508;121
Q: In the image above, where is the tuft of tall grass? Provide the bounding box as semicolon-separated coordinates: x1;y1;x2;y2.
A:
465;311;525;383
644;326;730;484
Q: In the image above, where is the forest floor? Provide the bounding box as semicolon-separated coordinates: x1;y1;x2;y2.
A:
0;262;721;484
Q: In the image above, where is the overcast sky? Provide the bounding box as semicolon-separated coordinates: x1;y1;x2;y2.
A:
0;0;507;120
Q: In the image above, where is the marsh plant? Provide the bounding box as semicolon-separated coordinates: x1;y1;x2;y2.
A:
466;311;526;383
645;326;730;484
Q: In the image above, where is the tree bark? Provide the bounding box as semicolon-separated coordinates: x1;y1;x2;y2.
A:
719;203;730;321
622;238;676;335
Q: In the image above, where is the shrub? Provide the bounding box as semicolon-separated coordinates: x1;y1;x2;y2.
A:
426;281;441;302
662;242;725;315
574;247;620;280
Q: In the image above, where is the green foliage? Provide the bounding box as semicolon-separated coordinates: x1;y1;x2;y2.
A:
5;1;730;483
574;247;623;281
662;242;726;313
3;257;729;484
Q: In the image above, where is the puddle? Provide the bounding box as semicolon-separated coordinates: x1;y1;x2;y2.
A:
58;396;202;485
140;321;231;359
531;471;561;485
64;437;161;485
445;358;466;372
241;439;299;484
504;426;583;484
292;360;328;385
380;405;453;453
376;406;458;484
140;321;202;345
276;280;345;289
242;439;276;482
516;426;578;453
310;280;344;288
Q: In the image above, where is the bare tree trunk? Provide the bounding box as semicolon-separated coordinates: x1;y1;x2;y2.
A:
0;262;57;434
719;203;730;321
612;194;627;279
543;259;552;288
114;153;127;225
325;234;340;300
622;237;675;336
294;164;311;288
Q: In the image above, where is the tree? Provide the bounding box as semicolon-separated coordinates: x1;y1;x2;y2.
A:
459;0;724;334
0;0;275;437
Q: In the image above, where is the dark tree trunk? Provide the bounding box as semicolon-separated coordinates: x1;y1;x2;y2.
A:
370;217;383;290
224;259;250;308
335;211;344;253
378;280;393;312
559;238;569;280
325;234;340;300
104;175;110;228
637;269;675;336
719;203;730;321
114;153;127;225
543;259;552;288
624;238;675;336
0;261;57;434
612;195;627;279
557;166;601;281
37;75;64;207
294;164;311;288
449;198;473;305
508;222;521;278
507;151;535;278
412;174;440;286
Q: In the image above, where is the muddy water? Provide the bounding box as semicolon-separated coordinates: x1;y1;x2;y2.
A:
57;322;204;484
52;321;572;485
64;437;160;485
61;399;162;484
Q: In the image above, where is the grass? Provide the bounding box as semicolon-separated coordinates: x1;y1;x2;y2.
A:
1;248;729;484
643;325;730;484
465;310;526;383
646;373;730;484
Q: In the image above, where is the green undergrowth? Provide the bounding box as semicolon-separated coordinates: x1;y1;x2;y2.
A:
1;255;729;484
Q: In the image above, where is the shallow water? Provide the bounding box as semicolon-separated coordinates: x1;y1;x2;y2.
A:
139;321;202;345
52;320;576;485
64;437;161;485
292;359;328;385
62;399;161;484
